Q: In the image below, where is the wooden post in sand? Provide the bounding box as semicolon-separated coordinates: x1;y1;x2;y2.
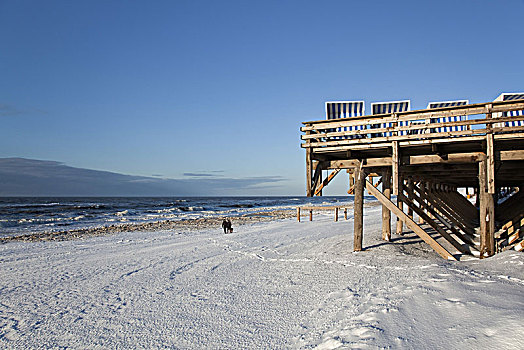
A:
354;165;365;251
382;169;392;241
396;177;404;235
306;144;313;197
479;159;495;257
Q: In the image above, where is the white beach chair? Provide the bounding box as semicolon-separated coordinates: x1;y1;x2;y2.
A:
427;100;469;133
371;100;410;136
325;101;365;139
493;92;524;127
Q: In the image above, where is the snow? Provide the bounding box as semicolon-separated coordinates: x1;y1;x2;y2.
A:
1;206;523;349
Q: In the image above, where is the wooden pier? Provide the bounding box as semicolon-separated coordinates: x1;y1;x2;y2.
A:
301;99;524;260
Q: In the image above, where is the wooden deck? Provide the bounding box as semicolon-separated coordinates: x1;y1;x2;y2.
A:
301;99;524;260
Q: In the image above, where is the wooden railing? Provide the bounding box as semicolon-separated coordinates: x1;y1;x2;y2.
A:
301;100;524;152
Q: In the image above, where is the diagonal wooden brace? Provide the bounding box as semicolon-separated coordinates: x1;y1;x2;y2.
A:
365;180;457;260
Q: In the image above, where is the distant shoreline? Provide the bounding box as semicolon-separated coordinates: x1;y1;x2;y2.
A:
0;209;298;243
0;201;384;243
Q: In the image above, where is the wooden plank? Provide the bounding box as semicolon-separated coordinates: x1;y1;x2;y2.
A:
424;192;474;238
444;191;478;223
412;184;478;248
297;207;301;222
301;101;524;129
299;205;352;210
399;193;472;255
354;167;365;252
314;168;340;196
426;191;476;237
365;180;457;260
328;159;392;169
437;191;477;225
303;128;487;148
500;150;524;161
408;152;486;165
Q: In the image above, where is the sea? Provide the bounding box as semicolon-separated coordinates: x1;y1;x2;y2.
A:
0;196;375;238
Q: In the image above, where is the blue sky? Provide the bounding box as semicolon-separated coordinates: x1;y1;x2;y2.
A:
1;0;523;195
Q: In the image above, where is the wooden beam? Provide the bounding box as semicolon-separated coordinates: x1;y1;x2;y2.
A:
382;169;392;241
412;184;478;248
486;133;496;194
329;158;391;169
408;152;486;165
311;161;324;196
500;150;524;161
396;178;404;235
392;141;400;196
399;193;472;255
314;168;340;196
425;190;476;237
479;159;496;257
306;146;313;197
406;178;414;220
365;180;457;260
354;166;365;252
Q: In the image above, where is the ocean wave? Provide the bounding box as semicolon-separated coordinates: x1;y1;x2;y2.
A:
5;202;61;208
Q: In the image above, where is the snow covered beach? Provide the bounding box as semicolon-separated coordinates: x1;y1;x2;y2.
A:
1;205;523;349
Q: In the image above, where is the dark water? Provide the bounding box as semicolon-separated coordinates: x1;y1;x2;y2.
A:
0;196;375;237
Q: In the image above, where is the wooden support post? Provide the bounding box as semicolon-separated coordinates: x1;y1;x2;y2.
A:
335;207;339;222
354;165;365;252
382;169;392;241
479;159;495;257
406;178;414;220
318;170;323;196
486;107;496;194
309;209;313;222
297;207;300;222
392;141;400;196
486;133;496;194
306;146;313;197
396;178;404;235
344;208;348;220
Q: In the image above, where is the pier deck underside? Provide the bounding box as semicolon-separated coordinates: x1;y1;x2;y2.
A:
301;100;524;259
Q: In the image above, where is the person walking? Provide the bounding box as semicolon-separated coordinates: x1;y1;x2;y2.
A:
221;219;229;234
